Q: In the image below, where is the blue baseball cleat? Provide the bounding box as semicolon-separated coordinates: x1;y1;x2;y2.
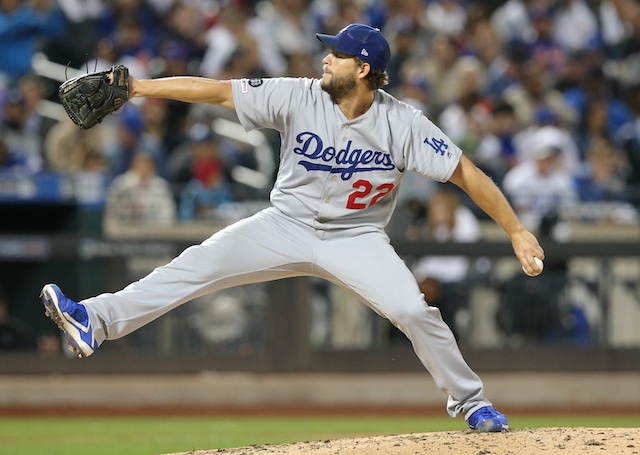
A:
40;283;98;358
467;406;509;432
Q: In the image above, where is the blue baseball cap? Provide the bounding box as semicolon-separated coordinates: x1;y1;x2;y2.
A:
316;24;391;72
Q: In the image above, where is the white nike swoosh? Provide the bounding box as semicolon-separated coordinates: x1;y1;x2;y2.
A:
64;311;92;333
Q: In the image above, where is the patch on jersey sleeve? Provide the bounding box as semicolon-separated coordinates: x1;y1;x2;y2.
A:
240;78;264;93
424;136;452;158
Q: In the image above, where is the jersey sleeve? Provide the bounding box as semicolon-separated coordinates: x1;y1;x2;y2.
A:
231;78;300;133
404;112;463;183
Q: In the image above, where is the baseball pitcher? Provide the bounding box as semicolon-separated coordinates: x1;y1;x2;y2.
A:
43;24;545;432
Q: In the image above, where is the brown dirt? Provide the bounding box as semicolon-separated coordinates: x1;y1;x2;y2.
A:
164;427;640;455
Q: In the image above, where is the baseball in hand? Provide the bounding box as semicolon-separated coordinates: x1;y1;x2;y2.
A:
523;257;544;276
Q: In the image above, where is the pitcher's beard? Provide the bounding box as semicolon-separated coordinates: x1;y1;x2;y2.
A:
320;73;356;103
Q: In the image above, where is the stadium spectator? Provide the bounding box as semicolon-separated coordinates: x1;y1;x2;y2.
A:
551;0;599;55
598;0;638;60
426;0;468;37
394;69;432;115
88;37;121;72
466;16;504;81
81;0;160;78
381;0;432;66
437;56;489;150
0;136;20;171
527;5;567;79
502;142;578;232
480;99;520;182
502;59;577;130
483;38;530;99
513;111;581;172
96;0;158;48
44;117;111;173
422;33;464;110
286;51;321;78
0;88;43;173
150;40;196;153
158;2;209;60
0;0;67;81
138;97;171;177
17;74;57;158
562;67;632;156
490;0;535;43
384;21;424;93
572;97;625;159
102;104;145;177
106;15;156;79
178;164;235;222
177;126;234;221
200;4;285;79
573;138;629;204
253;0;317;61
46;0;104;68
104;152;176;226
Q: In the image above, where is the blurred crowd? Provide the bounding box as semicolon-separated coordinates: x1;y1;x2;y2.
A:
4;0;640;353
2;0;640;230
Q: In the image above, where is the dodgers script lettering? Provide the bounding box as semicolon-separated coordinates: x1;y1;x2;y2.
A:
293;132;395;180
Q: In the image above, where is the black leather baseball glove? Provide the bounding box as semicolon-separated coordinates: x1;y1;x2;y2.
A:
58;64;130;129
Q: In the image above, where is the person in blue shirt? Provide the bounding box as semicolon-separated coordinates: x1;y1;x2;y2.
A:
573;138;629;204
0;0;67;81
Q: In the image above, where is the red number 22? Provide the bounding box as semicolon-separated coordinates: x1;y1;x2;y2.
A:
346;179;394;209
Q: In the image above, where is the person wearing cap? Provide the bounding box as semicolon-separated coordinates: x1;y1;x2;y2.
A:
103;152;177;227
41;24;545;433
503;141;578;232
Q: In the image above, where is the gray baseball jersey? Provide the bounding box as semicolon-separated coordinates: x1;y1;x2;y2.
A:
81;77;491;420
233;77;462;231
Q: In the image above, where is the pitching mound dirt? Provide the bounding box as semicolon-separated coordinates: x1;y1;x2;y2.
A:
165;427;640;455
